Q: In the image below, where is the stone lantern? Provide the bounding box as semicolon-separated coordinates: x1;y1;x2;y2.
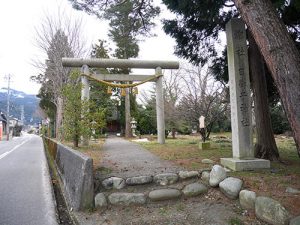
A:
130;118;137;137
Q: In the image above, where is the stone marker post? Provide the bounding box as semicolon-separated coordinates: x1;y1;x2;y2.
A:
81;65;90;146
221;18;270;171
199;116;205;129
227;18;253;159
199;115;206;142
156;67;165;144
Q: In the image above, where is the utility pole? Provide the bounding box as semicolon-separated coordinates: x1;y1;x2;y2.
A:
5;74;11;141
20;105;25;125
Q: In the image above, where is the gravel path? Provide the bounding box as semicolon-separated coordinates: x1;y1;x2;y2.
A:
99;136;183;178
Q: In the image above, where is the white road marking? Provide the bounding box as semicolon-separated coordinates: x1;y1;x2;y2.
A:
0;137;32;160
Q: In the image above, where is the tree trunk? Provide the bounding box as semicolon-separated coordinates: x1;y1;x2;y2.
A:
200;128;206;142
234;0;300;156
171;128;176;139
248;32;279;160
73;134;79;148
125;87;132;138
56;96;63;140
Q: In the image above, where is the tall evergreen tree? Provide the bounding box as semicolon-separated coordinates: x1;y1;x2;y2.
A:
105;1;140;137
33;30;74;140
90;39;117;133
68;0;159;33
234;0;300;156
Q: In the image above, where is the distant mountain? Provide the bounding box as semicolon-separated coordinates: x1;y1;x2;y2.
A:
0;88;42;125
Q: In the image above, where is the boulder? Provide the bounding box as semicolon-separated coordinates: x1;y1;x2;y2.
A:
108;193;146;206
126;176;153;185
219;177;243;199
239;190;256;209
95;193;107;208
102;178;113;189
149;189;181;201
286;187;300;194
153;173;178;186
201;171;210;184
255;196;290;225
102;177;125;190
178;171;199;179
209;165;227;187
201;159;214;164
290;216;300;225
182;183;208;197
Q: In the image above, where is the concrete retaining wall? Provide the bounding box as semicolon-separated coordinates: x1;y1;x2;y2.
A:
44;138;94;211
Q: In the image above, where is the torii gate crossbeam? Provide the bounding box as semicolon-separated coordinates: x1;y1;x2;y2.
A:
62;58;179;69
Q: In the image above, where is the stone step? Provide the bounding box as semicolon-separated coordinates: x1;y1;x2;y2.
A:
95;169;212;193
94;165;244;209
95;181;209;208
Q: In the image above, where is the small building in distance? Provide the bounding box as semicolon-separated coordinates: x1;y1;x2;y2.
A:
0;111;7;138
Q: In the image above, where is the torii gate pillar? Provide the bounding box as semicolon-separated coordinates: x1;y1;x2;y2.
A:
81;65;90;146
155;67;165;144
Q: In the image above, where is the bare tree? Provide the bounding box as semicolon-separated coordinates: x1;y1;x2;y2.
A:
163;69;183;138
32;9;86;140
178;64;229;141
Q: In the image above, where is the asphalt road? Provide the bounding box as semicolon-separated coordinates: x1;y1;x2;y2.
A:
0;133;58;225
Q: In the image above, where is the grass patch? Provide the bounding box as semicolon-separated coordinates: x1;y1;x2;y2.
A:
159;207;168;216
229;217;244;225
176;202;185;212
139;135;232;170
95;166;112;175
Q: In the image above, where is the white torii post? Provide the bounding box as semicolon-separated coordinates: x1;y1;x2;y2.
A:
81;65;90;101
155;67;165;144
81;65;90;146
62;58;179;144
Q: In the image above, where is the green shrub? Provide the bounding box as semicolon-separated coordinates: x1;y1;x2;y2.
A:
270;104;290;134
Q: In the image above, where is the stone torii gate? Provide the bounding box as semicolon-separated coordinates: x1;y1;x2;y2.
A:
62;58;179;144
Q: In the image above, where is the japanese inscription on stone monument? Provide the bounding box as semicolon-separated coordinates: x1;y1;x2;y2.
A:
226;18;253;159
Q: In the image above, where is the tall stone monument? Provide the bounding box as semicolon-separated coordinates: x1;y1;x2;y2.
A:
221;18;270;171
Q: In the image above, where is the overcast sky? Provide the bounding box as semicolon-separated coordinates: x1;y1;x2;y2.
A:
0;0;179;95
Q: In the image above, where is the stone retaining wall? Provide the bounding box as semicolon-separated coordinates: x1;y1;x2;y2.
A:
43;137;94;211
95;165;299;225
